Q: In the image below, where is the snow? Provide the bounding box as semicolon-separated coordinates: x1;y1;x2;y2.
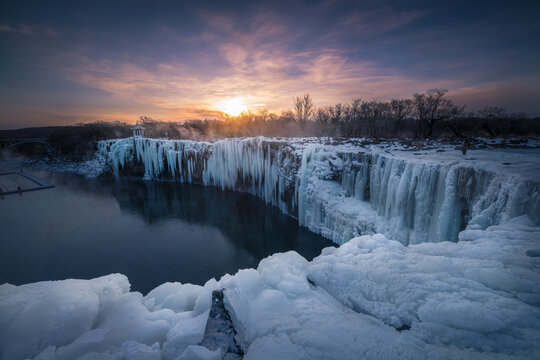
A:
99;137;540;246
3;216;537;360
0;276;216;360
308;216;540;355
177;346;221;360
0;274;127;359
2;137;539;359
144;283;203;313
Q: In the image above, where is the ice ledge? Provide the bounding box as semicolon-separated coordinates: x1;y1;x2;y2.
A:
97;137;540;246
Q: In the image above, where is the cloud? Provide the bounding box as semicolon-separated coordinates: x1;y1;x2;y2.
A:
52;9;450;118
60;45;453;120
37;9;520;123
340;7;426;36
448;77;540;115
0;24;57;36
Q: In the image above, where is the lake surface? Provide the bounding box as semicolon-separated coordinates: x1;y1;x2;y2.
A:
0;170;334;294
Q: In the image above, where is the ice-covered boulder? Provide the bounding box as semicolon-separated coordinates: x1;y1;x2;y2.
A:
307;217;540;355
218;250;536;359
0;274;129;359
0;275;217;360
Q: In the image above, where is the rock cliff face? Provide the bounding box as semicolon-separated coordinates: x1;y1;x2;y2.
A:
99;137;540;245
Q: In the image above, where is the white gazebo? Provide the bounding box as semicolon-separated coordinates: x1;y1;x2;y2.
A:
131;122;146;138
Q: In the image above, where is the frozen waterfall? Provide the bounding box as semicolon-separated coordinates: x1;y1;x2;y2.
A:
2;137;539;359
99;137;299;214
99;137;540;245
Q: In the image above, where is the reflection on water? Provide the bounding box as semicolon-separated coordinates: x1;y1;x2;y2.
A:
0;170;333;293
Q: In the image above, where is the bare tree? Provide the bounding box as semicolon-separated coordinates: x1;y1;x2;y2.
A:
257;108;270;122
390;99;413;130
328;103;345;125
359;100;390;136
479;106;510;136
413;89;464;138
280;110;296;123
162;90;537;139
343;99;361;136
139;115;157;126
294;94;314;126
479;106;506;120
315;107;330;125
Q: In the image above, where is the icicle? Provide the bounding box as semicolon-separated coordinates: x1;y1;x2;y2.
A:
98;137;540;246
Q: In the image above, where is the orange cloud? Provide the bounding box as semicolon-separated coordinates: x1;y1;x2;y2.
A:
62;47;456;122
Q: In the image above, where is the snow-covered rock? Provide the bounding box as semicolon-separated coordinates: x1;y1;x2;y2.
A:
0;276;215;360
220;249;539;359
308;216;540;354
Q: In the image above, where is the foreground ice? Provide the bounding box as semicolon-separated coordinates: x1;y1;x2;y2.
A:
1;215;539;359
308;216;540;354
0;276;216;360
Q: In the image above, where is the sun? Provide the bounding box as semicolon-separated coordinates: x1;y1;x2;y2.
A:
219;97;247;117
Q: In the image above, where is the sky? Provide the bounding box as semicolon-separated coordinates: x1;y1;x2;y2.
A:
1;0;539;129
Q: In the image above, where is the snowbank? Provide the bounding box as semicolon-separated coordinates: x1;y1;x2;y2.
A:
3;223;538;359
0;275;216;360
308;216;540;355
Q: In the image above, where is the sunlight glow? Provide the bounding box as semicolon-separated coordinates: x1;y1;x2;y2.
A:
219;97;247;116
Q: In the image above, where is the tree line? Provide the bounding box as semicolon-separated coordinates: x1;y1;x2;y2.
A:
173;89;537;139
2;89;538;146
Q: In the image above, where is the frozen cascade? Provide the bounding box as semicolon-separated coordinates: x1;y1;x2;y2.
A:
98;137;210;182
297;145;540;244
98;137;300;214
99;137;540;245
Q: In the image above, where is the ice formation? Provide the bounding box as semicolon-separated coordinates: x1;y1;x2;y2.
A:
2;223;539;359
297;145;540;244
0;275;217;360
99;138;299;214
99;137;540;245
1;137;538;359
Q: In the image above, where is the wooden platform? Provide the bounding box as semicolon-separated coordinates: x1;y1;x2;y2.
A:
0;171;55;196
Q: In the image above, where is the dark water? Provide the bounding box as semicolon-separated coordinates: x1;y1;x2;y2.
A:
0;170;333;293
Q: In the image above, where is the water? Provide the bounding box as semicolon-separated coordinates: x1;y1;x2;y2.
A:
0;170;334;294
